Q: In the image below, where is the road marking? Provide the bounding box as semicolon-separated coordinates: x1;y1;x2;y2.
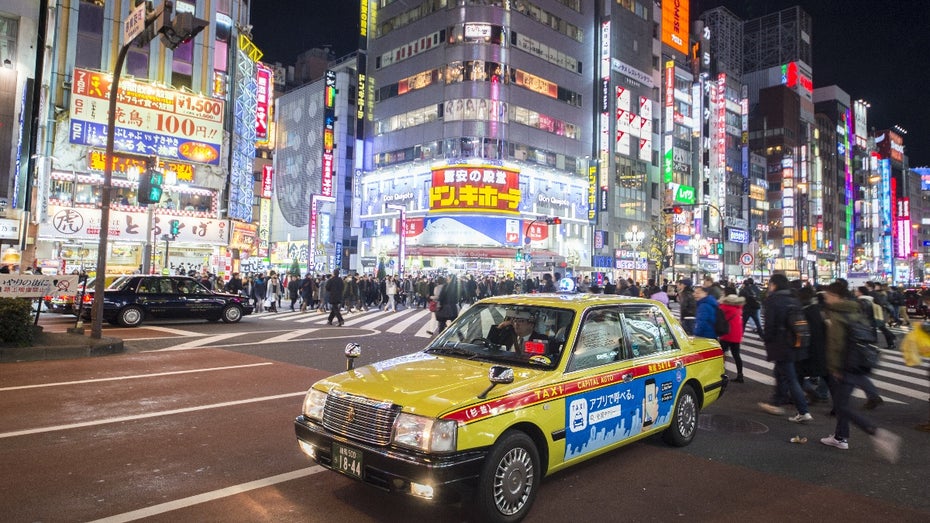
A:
0;392;305;439
262;328;318;343
154;332;244;351
88;466;325;523
140;326;206;336
385;309;431;333
0;363;273;392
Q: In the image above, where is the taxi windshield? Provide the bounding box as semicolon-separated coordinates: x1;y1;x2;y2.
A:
426;304;575;369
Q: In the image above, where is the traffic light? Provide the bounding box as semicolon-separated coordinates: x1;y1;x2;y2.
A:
161;12;209;50
137;167;163;205
515;248;523;261
545;217;562;225
717;242;724;255
169;219;181;237
663;206;684;215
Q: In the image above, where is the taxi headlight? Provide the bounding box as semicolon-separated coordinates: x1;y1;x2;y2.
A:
393;413;457;453
302;389;327;421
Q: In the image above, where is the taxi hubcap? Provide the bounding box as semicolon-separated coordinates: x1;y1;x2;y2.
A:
493;447;534;515
678;393;696;437
123;309;141;324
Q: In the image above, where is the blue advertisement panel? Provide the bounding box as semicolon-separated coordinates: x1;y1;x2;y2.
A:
564;368;682;459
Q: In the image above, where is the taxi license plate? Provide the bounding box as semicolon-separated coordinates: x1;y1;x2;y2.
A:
332;442;363;479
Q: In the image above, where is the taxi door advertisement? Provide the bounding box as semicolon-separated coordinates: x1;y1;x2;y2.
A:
564;368;681;459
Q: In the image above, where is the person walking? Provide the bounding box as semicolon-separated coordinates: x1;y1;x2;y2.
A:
677;278;697;335
251;273;267;314
693;286;719;339
299;274;314;312
385;276;398;312
325;269;345;326
226;272;243;296
851;286;889;409
287;274;300;311
432;275;460;334
796;285;830;403
757;274;813;423
820;281;901;462
719;289;746;382
739;278;763;334
266;273;281;313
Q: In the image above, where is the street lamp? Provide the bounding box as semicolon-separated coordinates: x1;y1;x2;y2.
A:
387;204;406;278
90;1;207;339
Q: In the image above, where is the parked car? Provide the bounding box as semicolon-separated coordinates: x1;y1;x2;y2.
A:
81;275;253;327
294;293;727;522
904;289;928;319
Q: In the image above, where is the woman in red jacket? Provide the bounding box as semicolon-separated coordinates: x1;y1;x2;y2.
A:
719;290;746;383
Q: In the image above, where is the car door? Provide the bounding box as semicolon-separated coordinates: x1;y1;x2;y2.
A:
138;277;177;318
561;307;641;464
617;304;685;433
173;277;222;319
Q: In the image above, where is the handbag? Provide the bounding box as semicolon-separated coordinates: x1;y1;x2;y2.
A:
428;300;438;312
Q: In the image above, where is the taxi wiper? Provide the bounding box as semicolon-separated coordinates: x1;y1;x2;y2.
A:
426;343;480;359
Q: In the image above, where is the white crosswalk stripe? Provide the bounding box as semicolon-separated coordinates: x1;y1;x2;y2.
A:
251;307;929;405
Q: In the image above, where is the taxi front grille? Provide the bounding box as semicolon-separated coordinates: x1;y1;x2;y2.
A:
322;392;401;446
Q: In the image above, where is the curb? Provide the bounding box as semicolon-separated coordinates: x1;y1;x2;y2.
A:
0;337;125;363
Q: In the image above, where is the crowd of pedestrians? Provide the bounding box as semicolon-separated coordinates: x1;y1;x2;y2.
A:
678;273;909;463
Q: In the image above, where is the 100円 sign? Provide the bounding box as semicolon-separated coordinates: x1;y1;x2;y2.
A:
0;275;79;298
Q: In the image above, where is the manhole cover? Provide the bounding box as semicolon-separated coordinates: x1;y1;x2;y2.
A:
698;414;769;434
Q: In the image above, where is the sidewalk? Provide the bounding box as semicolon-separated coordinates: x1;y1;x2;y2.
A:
0;328;124;363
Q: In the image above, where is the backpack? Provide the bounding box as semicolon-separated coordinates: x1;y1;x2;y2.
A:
714;306;730;337
786;304;811;349
844;312;880;373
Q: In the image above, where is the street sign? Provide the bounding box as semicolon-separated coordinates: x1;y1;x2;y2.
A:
740;252;754;266
123;3;146;45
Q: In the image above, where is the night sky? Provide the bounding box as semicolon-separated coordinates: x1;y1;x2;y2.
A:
250;0;930;166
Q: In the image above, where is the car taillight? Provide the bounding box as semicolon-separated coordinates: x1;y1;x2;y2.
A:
82;294;93;303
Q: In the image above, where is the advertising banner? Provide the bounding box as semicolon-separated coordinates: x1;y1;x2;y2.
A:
68;68;224;165
0;275;80;298
38;206;230;245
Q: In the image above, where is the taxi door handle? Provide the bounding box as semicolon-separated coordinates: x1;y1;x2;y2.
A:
622;373;633;383
675;360;684;369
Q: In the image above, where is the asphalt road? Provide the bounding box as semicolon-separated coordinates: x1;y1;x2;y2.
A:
1;307;927;522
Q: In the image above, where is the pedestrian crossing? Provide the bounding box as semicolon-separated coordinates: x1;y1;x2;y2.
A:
249;306;929;406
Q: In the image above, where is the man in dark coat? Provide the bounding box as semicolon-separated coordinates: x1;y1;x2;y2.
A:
325;269;345;326
677;278;696;335
758;274;812;423
739;278;762;334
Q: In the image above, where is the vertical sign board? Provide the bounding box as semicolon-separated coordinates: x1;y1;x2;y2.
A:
663;61;675;183
598;20;611;211
661;0;690;55
229;35;262;222
322;70;337;198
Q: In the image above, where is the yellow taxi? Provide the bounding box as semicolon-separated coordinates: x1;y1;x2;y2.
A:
295;292;727;522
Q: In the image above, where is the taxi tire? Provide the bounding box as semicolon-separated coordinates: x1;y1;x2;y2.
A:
117;305;144;327
474;430;540;523
663;384;698;447
221;305;243;323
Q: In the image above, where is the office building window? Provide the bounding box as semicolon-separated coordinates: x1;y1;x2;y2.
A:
75;1;104;70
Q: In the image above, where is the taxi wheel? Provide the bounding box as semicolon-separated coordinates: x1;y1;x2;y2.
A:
117;306;144;327
663;384;698;447
474;431;540;523
221;305;243;323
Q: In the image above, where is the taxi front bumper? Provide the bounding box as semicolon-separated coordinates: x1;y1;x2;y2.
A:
294;415;487;500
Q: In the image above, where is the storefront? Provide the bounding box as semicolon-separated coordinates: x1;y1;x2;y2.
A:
38;205;230;276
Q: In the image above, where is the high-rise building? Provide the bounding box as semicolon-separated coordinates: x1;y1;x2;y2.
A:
3;1;264;278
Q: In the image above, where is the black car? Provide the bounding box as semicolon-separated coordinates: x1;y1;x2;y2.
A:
81;275;254;327
904;289;928;319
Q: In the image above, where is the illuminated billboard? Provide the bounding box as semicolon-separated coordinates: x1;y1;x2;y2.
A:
429;165;520;214
662;0;690;55
69;68;224;165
